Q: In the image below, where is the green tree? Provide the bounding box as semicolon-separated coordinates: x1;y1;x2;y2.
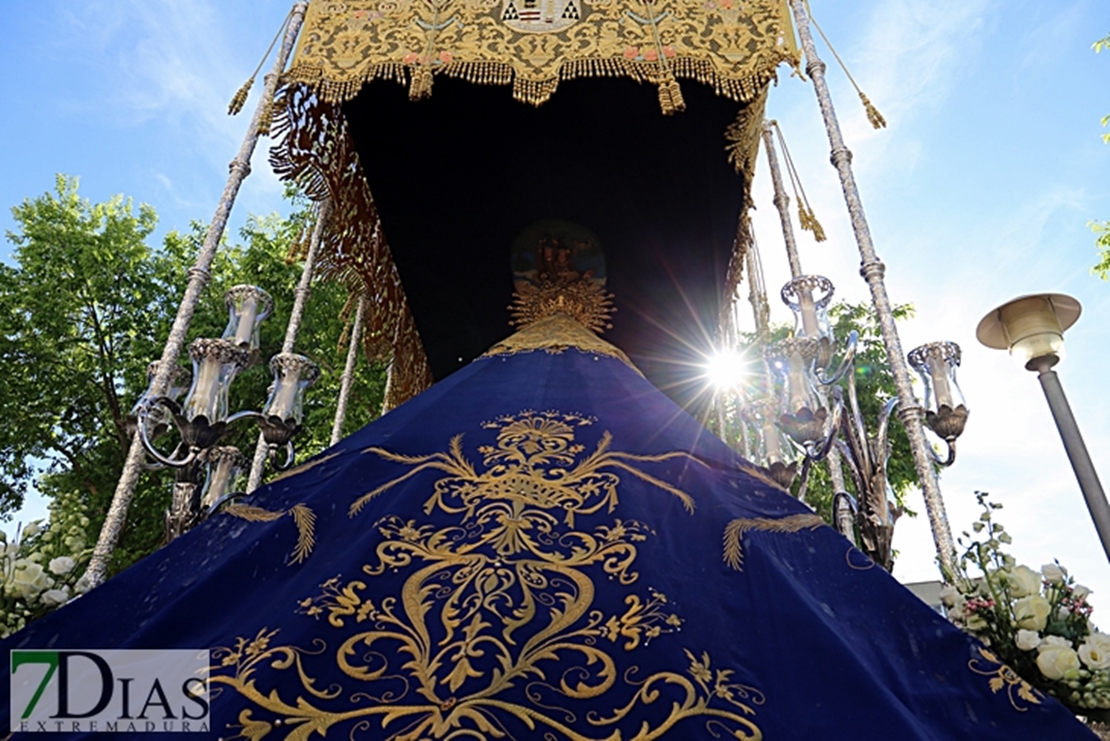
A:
0;175;162;514
2;177;386;574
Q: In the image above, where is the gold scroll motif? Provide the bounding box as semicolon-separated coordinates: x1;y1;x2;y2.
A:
286;0;799;111
209;410;767;739
722;512;825;572
968;647;1044;712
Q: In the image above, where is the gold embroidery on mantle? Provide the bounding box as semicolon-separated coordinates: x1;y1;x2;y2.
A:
722;512;824;571
285;0;799;110
483;313;639;370
353;408;697;515
224;503;317;565
968;647;1043;712
210;411;766;739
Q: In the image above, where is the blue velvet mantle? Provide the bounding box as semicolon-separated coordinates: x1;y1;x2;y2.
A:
2;341;1096;740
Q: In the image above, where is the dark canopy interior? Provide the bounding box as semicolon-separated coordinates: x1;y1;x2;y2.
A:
343;76;750;411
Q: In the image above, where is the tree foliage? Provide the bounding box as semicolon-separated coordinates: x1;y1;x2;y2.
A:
1095;33;1110;144
1093;34;1110;276
1;176;386;574
1091;221;1110;280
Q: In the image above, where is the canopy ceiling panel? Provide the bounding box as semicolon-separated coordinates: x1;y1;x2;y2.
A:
272;0;797;410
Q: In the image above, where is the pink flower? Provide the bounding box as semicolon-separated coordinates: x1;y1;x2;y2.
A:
643;48;658;61
403;52;419;64
439;51;454;63
662;45;676;58
623;47;639;60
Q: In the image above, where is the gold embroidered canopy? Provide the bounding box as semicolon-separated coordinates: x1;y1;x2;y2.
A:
269;0;798;408
287;0;797;112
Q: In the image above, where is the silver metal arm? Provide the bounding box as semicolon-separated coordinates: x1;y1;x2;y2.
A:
815;330;858;386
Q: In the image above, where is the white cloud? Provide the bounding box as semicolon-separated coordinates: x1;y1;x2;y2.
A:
53;0;287;213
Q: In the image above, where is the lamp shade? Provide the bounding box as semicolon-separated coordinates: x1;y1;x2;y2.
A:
976;293;1081;369
223;285;274;352
264;353;321;425
907;341;969;442
781;275;834;370
199;446;247;509
182;339;250;424
765;338;830;449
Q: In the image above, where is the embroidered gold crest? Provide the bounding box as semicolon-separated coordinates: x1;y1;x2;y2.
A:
501;0;581;34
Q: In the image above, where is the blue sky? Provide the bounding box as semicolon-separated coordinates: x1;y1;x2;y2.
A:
2;1;1109;604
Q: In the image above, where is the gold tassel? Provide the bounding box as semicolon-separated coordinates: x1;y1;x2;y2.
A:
656;72;685;116
656;82;674;115
284;226;307;264
798;202;827;243
409;66;433;100
859;92;886;130
806;2;888;131
256;99;274;137
228;79;252;115
667;78;685;114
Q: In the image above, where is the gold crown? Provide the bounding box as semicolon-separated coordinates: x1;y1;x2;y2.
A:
509;267;615;334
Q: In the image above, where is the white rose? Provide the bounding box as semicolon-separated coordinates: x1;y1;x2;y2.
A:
39;588;69;607
21;521;41;539
1073;584;1093;601
48;556;74;576
1014;595;1052;631
1079;634;1110;670
11;562;49;600
1015;629;1043;651
1040;635;1071;649
939;585;962;608
1008;565;1042;597
1037;644;1081;680
1042;563;1068;584
1078;643;1110;670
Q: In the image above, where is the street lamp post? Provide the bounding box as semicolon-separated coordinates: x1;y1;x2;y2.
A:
976;292;1110;561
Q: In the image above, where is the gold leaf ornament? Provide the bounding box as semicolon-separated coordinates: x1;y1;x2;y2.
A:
722;513;825;571
968;647;1044;712
225;503;317;565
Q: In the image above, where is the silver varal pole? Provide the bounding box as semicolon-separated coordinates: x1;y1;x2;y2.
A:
787;0;957;576
1032;359;1110;561
81;1;310;589
331;293;368;446
246;197;331;492
761;120;803;280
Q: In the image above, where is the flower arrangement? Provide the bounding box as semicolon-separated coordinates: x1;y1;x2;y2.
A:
0;490;93;639
944;491;1110;721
